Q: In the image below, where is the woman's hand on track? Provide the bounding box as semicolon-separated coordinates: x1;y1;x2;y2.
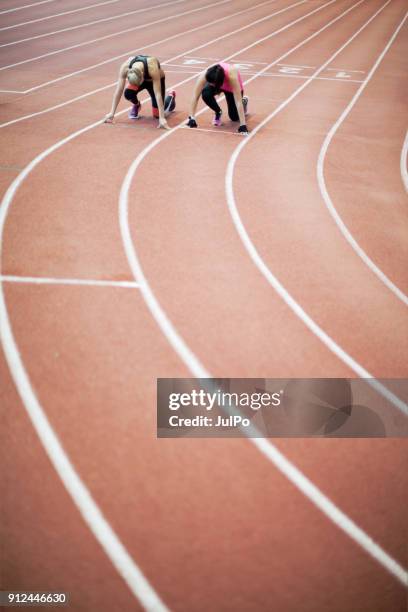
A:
158;119;170;130
104;113;114;123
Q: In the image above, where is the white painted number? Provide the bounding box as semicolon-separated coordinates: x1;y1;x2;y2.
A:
278;66;303;74
183;59;206;65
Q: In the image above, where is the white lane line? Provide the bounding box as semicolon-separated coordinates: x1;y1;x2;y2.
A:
226;1;408;417
0;0;190;48
0;0;304;126
0;0;123;31
401;130;408;193
326;67;365;72
0;0;58;15
0;275;140;288
0;0;236;71
184;54;268;64
0;0;379;603
253;72;364;82
0;0;276;96
118;0;408;587
180;126;238;135
0;88;24;93
317;12;408;306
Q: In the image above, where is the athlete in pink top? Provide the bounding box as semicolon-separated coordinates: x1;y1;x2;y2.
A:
187;62;249;134
218;61;244;92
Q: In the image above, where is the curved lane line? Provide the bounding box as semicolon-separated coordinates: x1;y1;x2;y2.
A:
317;12;408;305
119;0;408;587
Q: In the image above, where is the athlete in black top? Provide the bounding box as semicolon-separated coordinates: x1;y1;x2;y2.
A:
104;54;175;129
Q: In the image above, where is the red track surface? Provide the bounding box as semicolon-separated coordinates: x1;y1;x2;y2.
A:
1;0;407;610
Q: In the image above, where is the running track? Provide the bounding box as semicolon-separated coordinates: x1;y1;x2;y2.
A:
1;0;407;610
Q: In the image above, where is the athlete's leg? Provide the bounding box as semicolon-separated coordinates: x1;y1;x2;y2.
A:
201;84;222;114
224;90;240;121
144;78;166;118
124;82;147;118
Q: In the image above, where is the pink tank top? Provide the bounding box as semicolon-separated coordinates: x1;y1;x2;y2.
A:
219;62;243;92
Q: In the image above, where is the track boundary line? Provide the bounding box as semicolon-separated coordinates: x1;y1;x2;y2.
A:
0;275;140;288
118;0;407;587
0;0;192;48
317;11;408;305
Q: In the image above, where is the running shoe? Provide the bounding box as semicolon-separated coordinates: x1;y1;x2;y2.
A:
128;100;141;119
212;111;223;127
242;95;249;115
164;90;176;116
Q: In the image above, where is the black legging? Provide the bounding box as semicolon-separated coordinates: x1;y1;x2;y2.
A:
124;76;165;109
201;84;242;121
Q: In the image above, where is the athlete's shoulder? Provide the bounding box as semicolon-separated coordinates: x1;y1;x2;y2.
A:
119;58;131;75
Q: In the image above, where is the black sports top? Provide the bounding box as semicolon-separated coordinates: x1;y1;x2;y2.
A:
128;55;160;81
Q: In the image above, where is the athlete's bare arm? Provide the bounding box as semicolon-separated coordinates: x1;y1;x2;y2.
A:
104;60;128;123
148;57;169;130
229;66;246;128
189;72;208;119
